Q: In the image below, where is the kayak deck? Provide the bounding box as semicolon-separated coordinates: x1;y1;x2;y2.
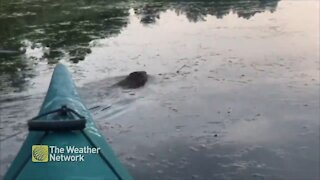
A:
4;64;132;180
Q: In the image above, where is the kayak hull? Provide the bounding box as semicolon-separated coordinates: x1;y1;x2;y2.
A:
4;64;132;180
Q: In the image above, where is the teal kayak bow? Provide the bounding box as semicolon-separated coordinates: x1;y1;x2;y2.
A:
4;64;133;180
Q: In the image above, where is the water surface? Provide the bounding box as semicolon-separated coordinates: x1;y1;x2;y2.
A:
0;0;319;179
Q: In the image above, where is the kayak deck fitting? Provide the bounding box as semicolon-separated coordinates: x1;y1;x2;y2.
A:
4;64;133;180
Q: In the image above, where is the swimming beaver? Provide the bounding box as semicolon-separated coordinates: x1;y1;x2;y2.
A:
116;71;148;89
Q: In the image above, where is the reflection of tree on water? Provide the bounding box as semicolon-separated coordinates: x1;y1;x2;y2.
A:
0;0;280;93
134;0;279;24
0;0;130;92
0;0;130;62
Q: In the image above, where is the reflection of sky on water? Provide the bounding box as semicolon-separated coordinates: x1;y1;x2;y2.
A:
5;0;315;96
101;78;318;179
0;0;282;93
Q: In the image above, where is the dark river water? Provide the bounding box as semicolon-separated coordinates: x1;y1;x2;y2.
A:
0;0;319;179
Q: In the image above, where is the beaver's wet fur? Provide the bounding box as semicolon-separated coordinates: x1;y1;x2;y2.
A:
116;71;148;89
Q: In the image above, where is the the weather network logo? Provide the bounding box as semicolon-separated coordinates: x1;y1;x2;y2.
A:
32;145;49;162
31;144;101;162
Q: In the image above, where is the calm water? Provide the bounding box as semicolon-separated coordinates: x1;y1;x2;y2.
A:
0;0;319;179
